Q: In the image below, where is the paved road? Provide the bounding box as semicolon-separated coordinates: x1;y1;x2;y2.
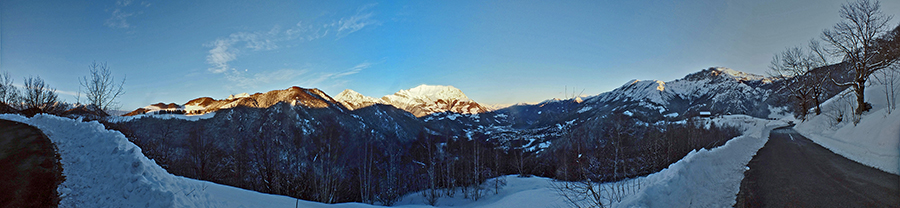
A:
0;119;64;207
736;127;900;207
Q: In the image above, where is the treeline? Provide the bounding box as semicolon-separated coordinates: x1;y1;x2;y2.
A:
548;112;741;182
0;62;125;119
0;72;64;116
105;105;741;206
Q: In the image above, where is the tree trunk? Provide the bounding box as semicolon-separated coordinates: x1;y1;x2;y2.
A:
814;87;822;115
855;81;867;115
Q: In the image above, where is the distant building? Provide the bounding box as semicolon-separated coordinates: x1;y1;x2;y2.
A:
699;111;712;118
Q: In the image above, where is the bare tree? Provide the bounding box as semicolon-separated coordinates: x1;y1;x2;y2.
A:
873;67;898;114
872;25;900;115
376;147;403;206
22;76;59;112
80;61;125;112
310;119;344;203
554;178;605;208
769;41;829;119
822;0;899;116
0;71;19;110
187;125;218;180
553;125;606;208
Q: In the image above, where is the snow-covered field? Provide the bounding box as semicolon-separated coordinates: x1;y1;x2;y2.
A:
0;113;782;207
794;73;900;175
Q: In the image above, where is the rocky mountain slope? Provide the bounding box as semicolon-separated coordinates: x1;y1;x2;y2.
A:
123;86;340;116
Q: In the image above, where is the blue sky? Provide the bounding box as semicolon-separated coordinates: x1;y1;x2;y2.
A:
2;0;899;110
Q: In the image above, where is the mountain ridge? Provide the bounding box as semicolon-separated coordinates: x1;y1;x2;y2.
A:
335;84;490;117
123;86;341;116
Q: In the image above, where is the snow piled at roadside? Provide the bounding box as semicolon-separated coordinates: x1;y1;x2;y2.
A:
794;73;900;175
396;116;785;208
0;114;378;208
610;116;786;207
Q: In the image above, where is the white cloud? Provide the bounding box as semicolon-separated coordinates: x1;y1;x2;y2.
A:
56;89;79;97
298;61;373;88
105;0;143;29
217;61;372;93
203;4;380;83
336;12;377;38
11;84;78;97
205;38;238;73
336;62;372;77
105;9;134;29
117;0;132;7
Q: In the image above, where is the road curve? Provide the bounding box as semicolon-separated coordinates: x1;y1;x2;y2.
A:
735;127;900;207
0;119;64;207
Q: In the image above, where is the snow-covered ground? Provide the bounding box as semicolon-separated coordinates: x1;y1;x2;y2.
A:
613;116;786;207
794;73;900;175
395;176;566;208
105;112;217;123
398;116;785;208
0;113;783;207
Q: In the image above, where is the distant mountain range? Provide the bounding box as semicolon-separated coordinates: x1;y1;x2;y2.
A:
110;66;852;204
123;86;340;116
118;67;829;152
120;67;793;123
124;84;489;118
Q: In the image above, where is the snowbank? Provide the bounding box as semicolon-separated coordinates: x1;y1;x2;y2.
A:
613;116;786;208
395;116;785;208
794;75;900;175
0;114;378;208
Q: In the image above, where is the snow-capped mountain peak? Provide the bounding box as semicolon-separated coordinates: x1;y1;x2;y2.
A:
336;84;489;117
227;93;251;100
124;86;340;116
334;89;384;110
386;84;473;104
335;89;379;103
581;67;776;119
710;67;771;82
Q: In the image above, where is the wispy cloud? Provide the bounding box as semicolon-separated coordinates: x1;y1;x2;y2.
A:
105;0;147;29
56;89;79;97
222;61;372;92
224;68;307;89
204;30;283;74
11;84;78;97
204;4;379;75
295;61;373;89
205;39;238;74
335;62;372;77
336;4;380;38
105;9;134;29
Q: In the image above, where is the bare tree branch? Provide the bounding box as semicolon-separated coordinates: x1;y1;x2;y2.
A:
80;61;126;113
821;0;898;115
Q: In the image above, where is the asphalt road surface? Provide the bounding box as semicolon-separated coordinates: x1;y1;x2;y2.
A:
736;127;900;207
0;119;64;207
